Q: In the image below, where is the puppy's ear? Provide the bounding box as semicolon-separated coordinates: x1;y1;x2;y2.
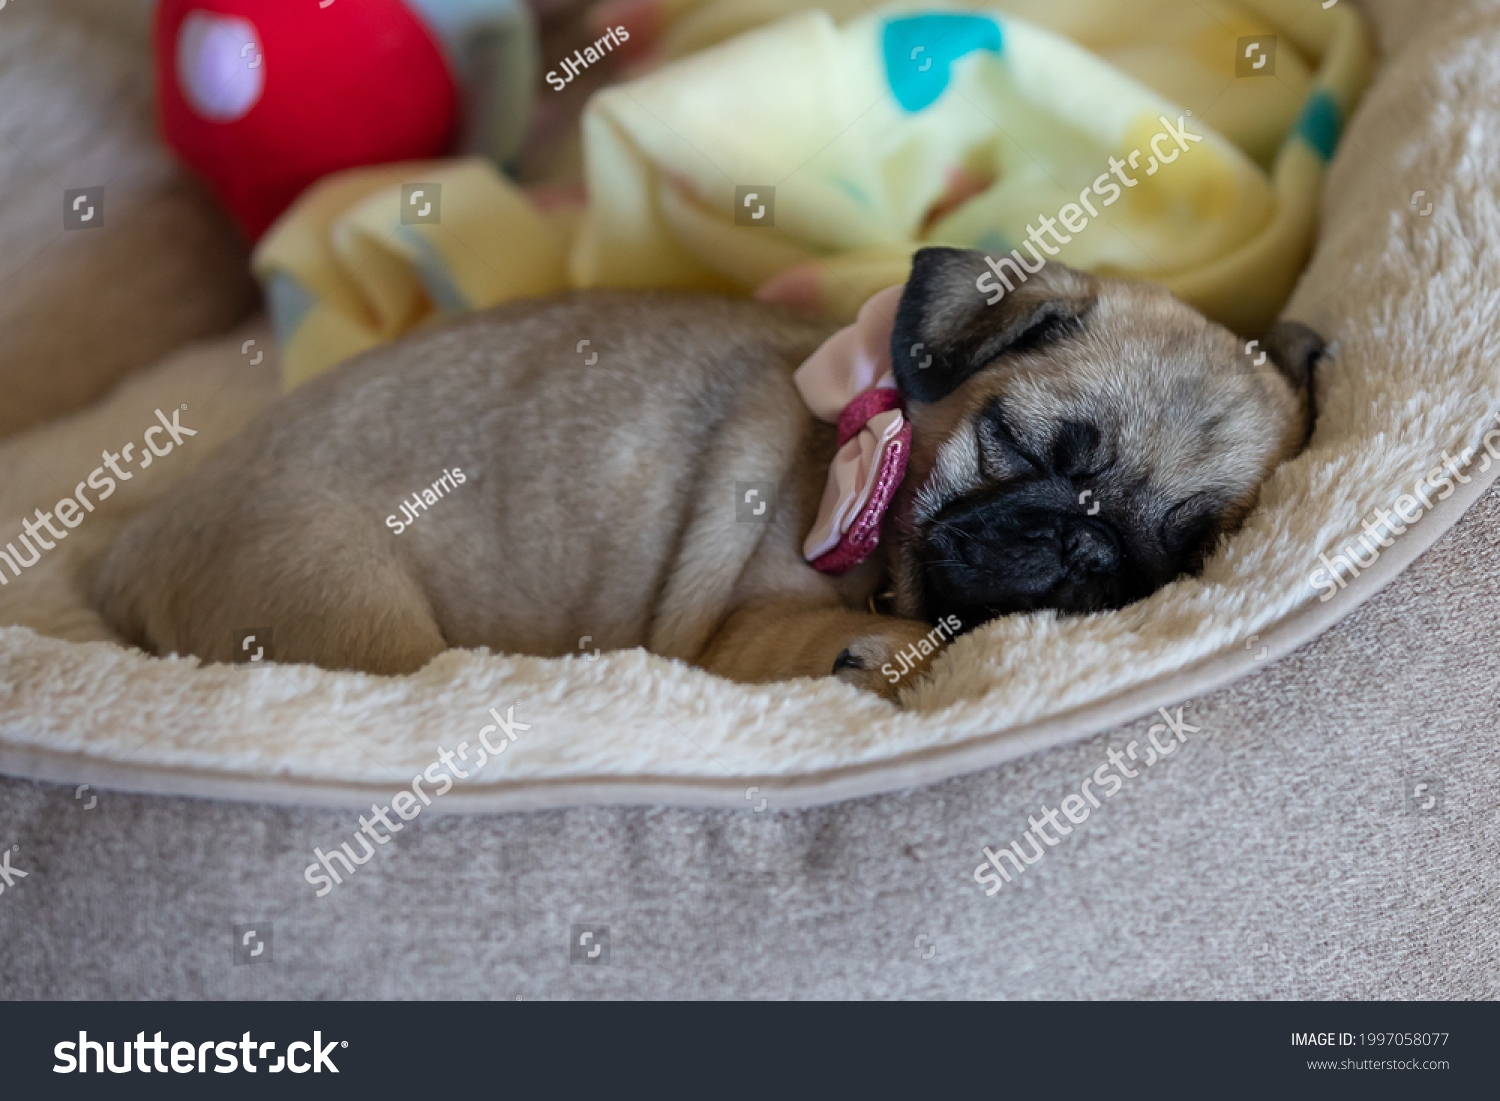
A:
890;247;1096;404
1258;320;1325;395
1258;320;1326;443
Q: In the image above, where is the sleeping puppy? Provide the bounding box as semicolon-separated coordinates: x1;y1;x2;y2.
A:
92;247;1322;699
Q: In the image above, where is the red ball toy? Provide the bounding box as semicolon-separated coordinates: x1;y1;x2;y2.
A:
156;0;459;241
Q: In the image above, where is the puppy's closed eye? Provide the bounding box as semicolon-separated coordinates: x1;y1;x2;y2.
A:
1160;492;1225;561
979;402;1046;476
980;406;1108;484
1050;420;1104;479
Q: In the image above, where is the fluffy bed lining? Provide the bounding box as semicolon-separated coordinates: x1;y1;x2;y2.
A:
3;0;1499;811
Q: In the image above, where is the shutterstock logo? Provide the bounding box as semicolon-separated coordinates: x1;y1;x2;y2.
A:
1236;35;1277;77
64;187;105;230
54;1031;345;1074
0;844;27;897
304;702;531;896
233;922;273;965
570;923;610;965
401;183;441;224
973;705;1204;896
734;185;775;226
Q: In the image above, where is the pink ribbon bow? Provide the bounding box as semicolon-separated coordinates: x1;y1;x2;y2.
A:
793;284;911;575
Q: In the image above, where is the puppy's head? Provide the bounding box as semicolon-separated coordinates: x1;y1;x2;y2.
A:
887;247;1322;630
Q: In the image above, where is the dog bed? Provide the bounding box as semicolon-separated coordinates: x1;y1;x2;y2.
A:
2;0;1498;813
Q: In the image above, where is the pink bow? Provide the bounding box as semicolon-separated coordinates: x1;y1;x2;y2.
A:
793;284;911;575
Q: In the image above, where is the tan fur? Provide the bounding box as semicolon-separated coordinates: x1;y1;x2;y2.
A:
92;264;1311;701
91;293;919;696
887;259;1311;623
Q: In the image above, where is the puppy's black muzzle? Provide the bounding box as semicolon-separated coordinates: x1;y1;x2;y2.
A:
919;488;1169;630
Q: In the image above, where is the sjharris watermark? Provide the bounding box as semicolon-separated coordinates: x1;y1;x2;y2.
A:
385;466;466;535
545;25;628;91
883;614;962;684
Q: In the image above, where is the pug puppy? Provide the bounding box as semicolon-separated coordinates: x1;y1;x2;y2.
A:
92;247;1322;699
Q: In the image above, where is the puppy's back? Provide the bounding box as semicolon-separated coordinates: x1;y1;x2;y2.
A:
92;290;832;671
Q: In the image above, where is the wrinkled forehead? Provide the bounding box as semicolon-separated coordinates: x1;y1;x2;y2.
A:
936;316;1282;490
983;304;1243;412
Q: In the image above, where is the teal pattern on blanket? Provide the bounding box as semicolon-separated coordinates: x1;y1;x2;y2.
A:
975;229;1010;256
882;14;1003;112
1295;90;1341;160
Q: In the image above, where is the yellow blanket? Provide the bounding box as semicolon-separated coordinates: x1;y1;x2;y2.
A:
255;0;1371;388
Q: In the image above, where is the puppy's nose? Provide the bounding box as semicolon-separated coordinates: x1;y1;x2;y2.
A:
1063;520;1120;575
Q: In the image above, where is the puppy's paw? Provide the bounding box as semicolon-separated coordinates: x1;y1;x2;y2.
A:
830;621;944;702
